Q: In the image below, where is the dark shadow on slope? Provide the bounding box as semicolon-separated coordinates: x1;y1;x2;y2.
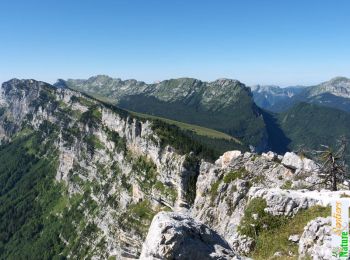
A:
261;110;291;154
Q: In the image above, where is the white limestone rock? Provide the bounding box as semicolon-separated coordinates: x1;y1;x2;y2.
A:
140;212;241;260
289;234;300;243
282;152;304;170
215;150;242;169
262;151;277;161
282;152;319;173
298;217;332;260
248;187;320;216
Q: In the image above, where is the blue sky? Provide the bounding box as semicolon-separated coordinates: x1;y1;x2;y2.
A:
0;0;349;86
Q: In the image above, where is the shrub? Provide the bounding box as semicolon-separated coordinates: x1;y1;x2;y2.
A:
223;167;247;183
281;180;292;189
210;178;223;202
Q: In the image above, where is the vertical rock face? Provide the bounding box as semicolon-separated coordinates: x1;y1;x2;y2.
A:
140;212;240;260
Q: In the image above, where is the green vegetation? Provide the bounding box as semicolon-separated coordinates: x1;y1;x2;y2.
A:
0;107;5;117
118;200;158;237
154;181;177;203
85;135;104;152
238;198;287;239
132;155;158;192
0;130;65;259
116;90;267;147
62;123;81;146
31;89;57;109
223;168;247;183
250;205;330;259
105;128;127;154
80;105;102;128
67;86;249;160
70;95;95;107
210;168;248;203
131;155;178;202
276;103;350;164
238;198;330;259
131;111;241;143
184;175;198;205
0;122;105;258
281;180;293;189
151;119;224;162
210;178;223;202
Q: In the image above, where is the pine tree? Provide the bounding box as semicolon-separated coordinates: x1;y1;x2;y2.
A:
315;137;348;191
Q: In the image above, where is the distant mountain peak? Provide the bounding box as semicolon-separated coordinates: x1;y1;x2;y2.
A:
327;76;350;83
211;78;241;86
309;76;350;98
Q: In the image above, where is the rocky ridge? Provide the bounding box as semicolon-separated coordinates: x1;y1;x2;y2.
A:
251;76;350;113
308;77;350;99
0;79;349;259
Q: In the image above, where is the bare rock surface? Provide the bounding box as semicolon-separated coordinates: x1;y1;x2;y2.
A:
282;152;319;173
298;217;332;260
140;212;240;260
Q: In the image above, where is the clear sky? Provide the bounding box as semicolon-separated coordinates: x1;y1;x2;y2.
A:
0;0;349;86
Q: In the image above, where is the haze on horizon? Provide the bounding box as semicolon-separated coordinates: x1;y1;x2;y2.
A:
0;0;349;87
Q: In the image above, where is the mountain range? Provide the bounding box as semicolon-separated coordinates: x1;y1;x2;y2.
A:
1;78;349;259
56;76;267;151
57;75;350;160
250;76;350;113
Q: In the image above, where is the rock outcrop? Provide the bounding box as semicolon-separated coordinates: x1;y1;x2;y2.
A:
189;150;348;257
140;212;240;260
282;152;319;173
298;217;332;260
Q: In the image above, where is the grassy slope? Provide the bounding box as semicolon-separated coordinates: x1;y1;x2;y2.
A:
129;110;242;144
239;198;330;259
252;206;329;259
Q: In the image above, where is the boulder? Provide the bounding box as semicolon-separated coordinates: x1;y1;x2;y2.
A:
140;212;241;260
261;151;277;161
215;150;242;169
281;152;304;170
302;157;319;173
288;234;300;243
282;152;319;173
